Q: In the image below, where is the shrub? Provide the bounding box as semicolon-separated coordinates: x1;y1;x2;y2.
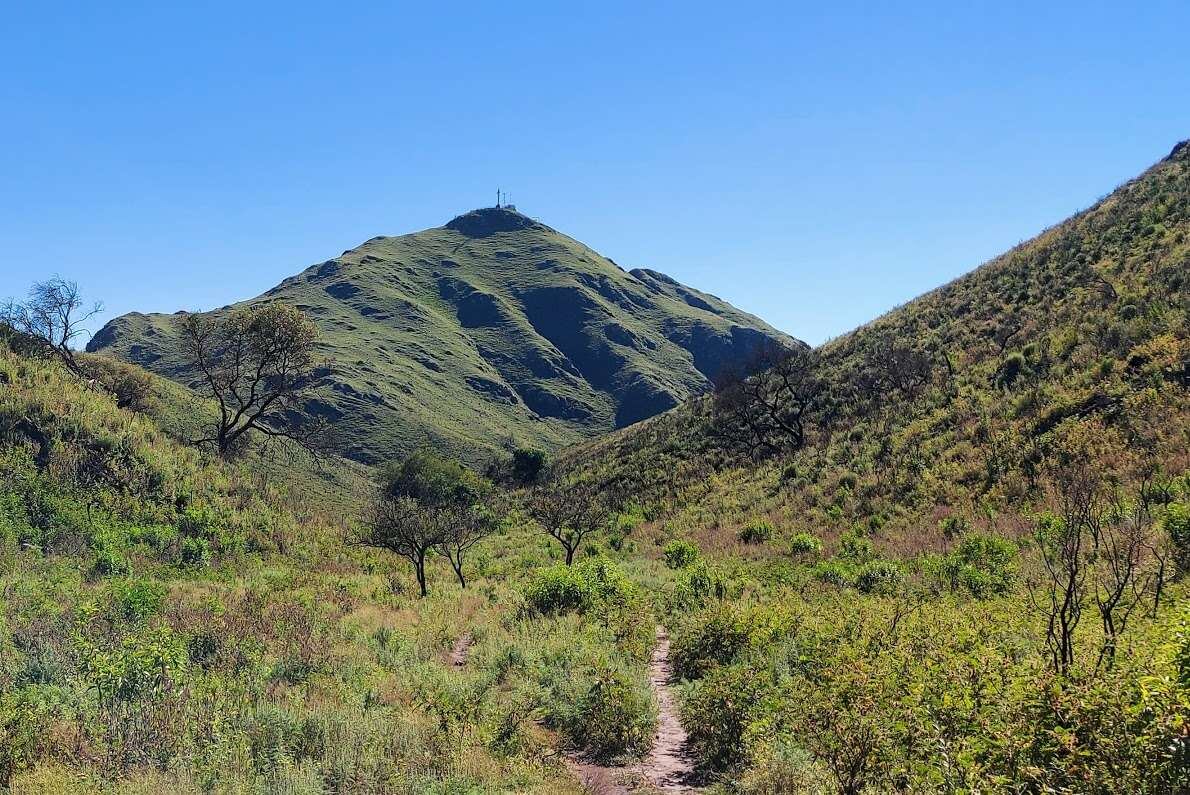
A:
681;663;772;773
82;357;156;413
109;578;167;623
929;533;1017;597
672;605;754;680
663;539;700;569
813;560;855;588
1165;502;1190;574
739;520;774;544
0;690;42;788
838;530;875;562
996;351;1027;388
670;560;728;610
854;560;903;594
523;557;636;616
179;536;210;568
91;547;131;578
787;532;822;556
511;447;547;484
563;666;656;761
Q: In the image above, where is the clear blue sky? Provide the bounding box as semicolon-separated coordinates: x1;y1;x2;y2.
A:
3;1;1188;345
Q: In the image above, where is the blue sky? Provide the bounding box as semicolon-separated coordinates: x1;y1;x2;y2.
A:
3;1;1188;345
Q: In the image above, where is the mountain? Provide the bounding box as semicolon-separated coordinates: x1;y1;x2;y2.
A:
87;207;792;464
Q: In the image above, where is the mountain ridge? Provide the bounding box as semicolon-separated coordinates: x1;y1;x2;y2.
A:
88;206;794;464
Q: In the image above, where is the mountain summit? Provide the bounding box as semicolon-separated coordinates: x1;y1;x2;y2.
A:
88;208;793;464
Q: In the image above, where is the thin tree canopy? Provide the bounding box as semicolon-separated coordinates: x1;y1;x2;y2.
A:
177;302;321;458
2;277;102;376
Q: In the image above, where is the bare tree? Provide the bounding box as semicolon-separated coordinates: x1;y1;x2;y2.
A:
434;503;498;588
2;277;102;376
177;303;322;458
1090;494;1156;669
712;342;824;458
524;478;617;565
854;339;935;408
1028;425;1159;674
358;494;449;597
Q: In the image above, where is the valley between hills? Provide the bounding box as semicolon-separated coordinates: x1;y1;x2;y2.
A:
1;141;1188;793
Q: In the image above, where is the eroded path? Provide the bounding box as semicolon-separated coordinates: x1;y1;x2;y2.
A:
448;631;473;667
639;626;697;793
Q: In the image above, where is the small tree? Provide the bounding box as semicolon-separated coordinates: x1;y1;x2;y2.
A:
525;478;616;565
358;494;447;597
435;503;497;588
177;303;321;458
712;342;824;458
382;451;494;589
2;277;102;377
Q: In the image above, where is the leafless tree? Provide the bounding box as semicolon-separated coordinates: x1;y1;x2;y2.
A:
854;338;935;408
1029;446;1099;676
2;277;102;376
1090;494;1156;669
712;342;824;458
357;494;449;597
1028;428;1159;674
177;303;322;458
524;478;617;565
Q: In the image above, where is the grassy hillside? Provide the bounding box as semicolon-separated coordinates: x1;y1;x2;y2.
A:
530;142;1190;791
0;338;672;793
565;140;1190;555
6;142;1189;794
87;207;792;466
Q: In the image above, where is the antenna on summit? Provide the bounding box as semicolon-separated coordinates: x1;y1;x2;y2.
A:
496;189;501;209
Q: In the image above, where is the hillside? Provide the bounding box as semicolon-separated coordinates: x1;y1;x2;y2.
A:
564;140;1190;552
87;207;792;465
0;334;659;793
523;141;1190;793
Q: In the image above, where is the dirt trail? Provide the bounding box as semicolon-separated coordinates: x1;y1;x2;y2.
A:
448;631;473;667
639;626;697;793
564;626;698;794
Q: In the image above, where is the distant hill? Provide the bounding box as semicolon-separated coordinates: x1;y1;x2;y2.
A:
88;207;792;465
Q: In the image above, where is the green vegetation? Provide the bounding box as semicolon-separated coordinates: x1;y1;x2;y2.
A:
87;207;791;466
3;141;1189;792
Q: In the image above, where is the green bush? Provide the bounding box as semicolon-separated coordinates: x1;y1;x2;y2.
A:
787;532;822;556
180;536;210;568
523;557;636;616
562;666;656;761
928;533;1017;597
681;663;772;773
663;539;700;569
511;447;547;485
670;560;727;610
854;560;903;594
91;547;131;578
1165;502;1190;573
109;578;167;623
739;520;774;544
671;604;758;680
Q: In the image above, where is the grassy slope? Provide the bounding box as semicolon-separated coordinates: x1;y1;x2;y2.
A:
564;141;1190;557
87;207;792;466
533;142;1190;793
1;340;664;793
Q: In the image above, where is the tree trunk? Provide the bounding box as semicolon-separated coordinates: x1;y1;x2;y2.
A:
451;553;467;588
415;550;428;597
